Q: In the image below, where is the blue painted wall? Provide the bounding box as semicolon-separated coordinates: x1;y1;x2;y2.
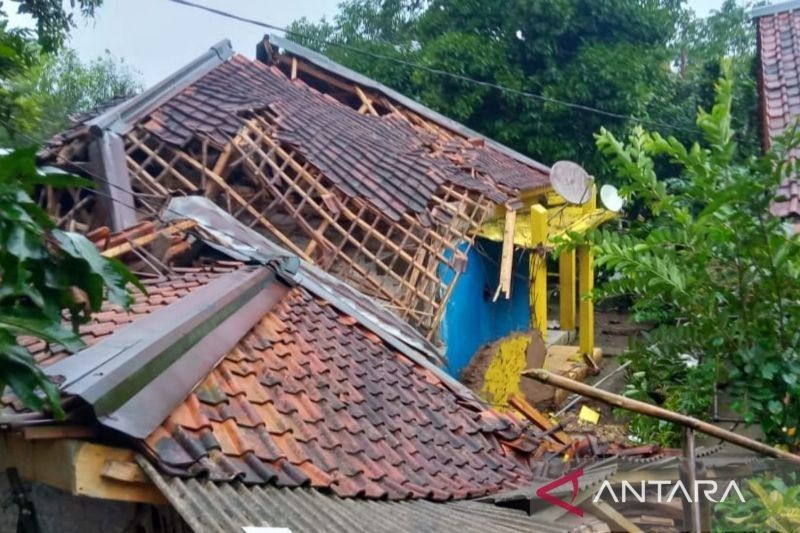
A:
439;238;531;377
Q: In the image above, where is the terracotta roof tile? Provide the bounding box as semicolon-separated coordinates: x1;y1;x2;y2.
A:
140;285;538;500
131;55;548;222
6;264;237;374
758;9;800;218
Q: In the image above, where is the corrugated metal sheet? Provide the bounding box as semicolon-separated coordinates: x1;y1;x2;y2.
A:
138;456;573;533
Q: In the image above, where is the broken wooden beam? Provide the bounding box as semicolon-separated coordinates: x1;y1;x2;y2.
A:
522;369;800;466
508;394;571;445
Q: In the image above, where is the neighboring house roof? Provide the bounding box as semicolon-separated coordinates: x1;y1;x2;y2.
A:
755;1;800;220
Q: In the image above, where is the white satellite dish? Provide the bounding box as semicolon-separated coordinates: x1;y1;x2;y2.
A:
550;161;593;205
600;184;625;212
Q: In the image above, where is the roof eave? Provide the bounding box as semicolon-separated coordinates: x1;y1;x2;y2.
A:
751;0;800;19
44;260;295;439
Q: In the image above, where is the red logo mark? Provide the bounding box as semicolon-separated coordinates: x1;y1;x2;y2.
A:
535;467;584;517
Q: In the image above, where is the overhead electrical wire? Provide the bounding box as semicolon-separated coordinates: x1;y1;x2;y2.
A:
167;0;701;134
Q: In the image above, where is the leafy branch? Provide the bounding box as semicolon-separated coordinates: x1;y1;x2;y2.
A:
0;147;143;415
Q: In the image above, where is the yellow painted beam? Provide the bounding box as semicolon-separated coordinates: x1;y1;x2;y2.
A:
579;187;596;356
530;204;548;339
0;433;166;505
477;207;614;247
559;248;576;330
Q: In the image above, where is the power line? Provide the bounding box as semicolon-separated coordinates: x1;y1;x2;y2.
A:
167;0;700;134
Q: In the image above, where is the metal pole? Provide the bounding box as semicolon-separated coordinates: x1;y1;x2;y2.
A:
682;427;702;533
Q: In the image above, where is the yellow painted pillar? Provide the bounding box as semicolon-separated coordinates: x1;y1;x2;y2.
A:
559;249;575;330
530;204;548;340
579;187;596;356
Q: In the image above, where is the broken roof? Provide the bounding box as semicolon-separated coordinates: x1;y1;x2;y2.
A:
44;38;550;223
755;1;800;221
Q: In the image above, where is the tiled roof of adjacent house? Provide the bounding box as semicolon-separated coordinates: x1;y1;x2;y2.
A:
144;283;537;500
756;2;800;220
3;256;542;501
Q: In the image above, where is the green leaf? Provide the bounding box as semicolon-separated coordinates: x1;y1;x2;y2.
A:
0;313;83;351
768;400;784;416
52;229;145;308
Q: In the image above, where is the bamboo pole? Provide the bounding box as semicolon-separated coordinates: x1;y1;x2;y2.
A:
578;187;596;355
522;368;800;466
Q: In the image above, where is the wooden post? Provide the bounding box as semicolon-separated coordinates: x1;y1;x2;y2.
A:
530;205;548;339
578;186;596;356
494;208;517;301
559;249;575;330
521;369;800;466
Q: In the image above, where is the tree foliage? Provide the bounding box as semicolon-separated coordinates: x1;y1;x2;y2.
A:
0;0;146;417
289;0;757;180
4;0;102;51
592;62;800;448
8;48;141;145
0;148;143;415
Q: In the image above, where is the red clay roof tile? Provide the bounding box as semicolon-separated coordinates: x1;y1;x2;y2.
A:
133;283;539;501
758;9;800;218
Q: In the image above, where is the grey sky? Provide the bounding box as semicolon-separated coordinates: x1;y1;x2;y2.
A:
10;0;742;85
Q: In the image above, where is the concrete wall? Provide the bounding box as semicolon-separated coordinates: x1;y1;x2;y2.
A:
0;475;136;533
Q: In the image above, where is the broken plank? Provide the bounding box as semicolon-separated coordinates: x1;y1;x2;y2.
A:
22;425;95;440
101;460;150;484
493;208;517;301
508;394;572;445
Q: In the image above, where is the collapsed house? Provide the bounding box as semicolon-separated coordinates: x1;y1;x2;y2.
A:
0;203;782;532
0;35;788;532
39;36;614;388
1;202;623;532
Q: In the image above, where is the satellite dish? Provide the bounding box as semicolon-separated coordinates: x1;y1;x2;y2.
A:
550;161;593;205
600;184;625;213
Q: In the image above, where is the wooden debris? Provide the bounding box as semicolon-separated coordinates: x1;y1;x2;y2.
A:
493;207;517;301
588;501;645;533
508;394;572;445
22;426;95;440
523;369;800;465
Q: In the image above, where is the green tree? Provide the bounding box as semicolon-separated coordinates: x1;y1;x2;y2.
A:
6;0;102;51
591;62;800;448
0;148;143;415
9;48;142;145
290;1;758;180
